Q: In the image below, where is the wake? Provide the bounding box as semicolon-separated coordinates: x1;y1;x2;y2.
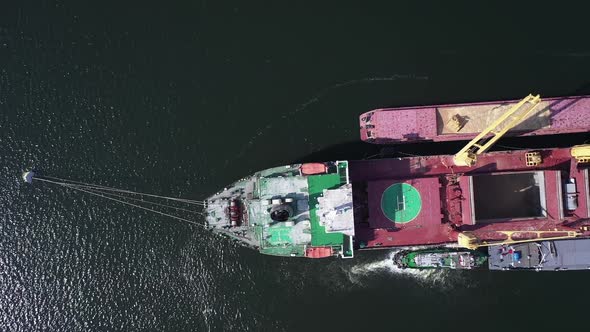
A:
344;250;467;289
230;74;429;164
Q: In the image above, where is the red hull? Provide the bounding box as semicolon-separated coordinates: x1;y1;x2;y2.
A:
360;95;590;144
349;147;590;249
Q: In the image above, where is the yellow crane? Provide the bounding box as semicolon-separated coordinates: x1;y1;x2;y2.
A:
458;231;580;250
450;93;588;249
453;94;542;167
571;144;590;163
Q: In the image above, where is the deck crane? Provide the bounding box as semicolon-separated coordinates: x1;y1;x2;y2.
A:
452;94;542;167
451;93;586;249
571;144;590;163
458;231;581;250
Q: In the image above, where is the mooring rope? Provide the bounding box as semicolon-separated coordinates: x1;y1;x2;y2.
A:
71;186;206;227
36;175;206;205
29;175;208;228
72;185;206;216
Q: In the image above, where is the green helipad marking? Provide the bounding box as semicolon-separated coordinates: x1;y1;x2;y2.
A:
381;183;422;223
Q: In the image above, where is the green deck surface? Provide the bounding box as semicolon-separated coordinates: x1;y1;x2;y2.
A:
266;226;293;245
381;183;422;223
253;162;349;256
255;224;305;256
307;172;344;246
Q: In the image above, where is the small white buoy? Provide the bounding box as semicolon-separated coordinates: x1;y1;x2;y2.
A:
22;171;35;184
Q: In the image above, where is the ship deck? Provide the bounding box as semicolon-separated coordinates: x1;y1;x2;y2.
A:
350;147;590;249
205;161;355;258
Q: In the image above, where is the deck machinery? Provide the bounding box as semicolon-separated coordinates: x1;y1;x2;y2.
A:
205;161;355;258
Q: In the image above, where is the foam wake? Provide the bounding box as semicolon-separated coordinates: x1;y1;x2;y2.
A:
344;250;467;289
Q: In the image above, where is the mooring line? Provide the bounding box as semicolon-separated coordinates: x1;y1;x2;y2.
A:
25;172;208;228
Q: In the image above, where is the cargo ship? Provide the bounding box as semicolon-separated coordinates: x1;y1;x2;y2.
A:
204;95;590;269
205;145;590;260
359;95;590;144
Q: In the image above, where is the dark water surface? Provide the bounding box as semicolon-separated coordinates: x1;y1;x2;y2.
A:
2;1;590;331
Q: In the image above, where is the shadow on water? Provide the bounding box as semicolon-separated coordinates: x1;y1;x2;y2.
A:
294;131;590;164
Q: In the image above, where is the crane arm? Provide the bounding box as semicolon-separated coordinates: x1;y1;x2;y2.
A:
453;94;542;167
458;230;580;250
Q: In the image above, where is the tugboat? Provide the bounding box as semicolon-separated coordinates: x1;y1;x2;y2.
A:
393;248;488;270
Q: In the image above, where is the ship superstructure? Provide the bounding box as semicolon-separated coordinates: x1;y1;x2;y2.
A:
205;162;355;258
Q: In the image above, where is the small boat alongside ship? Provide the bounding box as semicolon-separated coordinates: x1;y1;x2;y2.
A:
393;248;488;270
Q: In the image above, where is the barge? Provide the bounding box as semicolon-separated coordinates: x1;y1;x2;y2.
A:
359;95;590;144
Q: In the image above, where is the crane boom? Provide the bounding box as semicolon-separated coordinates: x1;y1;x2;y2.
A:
453;94;542;167
457;230;580;249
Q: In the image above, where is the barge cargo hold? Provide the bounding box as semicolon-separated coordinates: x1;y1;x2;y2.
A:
205;145;590;259
359;95;590;144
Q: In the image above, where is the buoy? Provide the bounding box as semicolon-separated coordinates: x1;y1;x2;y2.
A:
22;171;35;184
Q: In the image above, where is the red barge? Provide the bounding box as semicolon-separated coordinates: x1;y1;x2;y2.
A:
360;95;590;144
